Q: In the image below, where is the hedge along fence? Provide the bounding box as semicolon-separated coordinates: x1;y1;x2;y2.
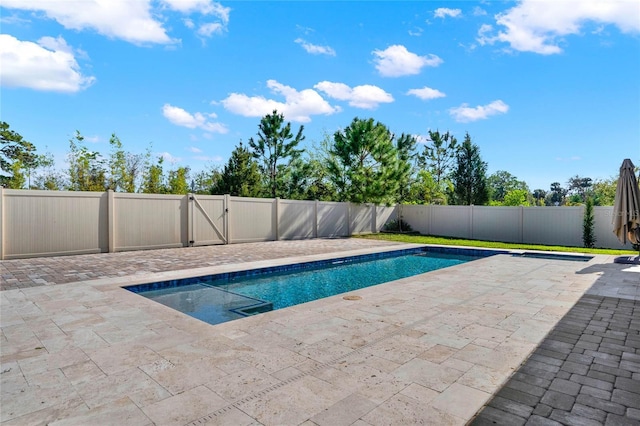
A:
0;188;394;259
0;188;631;260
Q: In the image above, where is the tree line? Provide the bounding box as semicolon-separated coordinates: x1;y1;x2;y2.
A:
0;115;619;206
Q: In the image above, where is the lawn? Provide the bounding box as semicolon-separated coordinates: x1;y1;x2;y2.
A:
356;233;639;255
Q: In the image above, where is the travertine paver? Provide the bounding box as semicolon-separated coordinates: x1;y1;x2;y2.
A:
1;239;638;425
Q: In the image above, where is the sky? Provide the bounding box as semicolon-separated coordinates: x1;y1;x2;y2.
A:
1;0;639;192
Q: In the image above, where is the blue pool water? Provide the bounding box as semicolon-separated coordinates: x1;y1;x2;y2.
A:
127;248;484;326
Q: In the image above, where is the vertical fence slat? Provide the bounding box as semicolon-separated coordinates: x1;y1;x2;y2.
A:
225;194;231;244
108;189;115;252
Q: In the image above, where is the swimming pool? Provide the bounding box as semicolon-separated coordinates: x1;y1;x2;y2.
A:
126;247;488;326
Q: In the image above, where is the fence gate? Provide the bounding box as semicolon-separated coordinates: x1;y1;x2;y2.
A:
188;194;228;246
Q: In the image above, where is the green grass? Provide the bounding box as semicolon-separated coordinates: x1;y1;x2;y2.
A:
356;233;639;255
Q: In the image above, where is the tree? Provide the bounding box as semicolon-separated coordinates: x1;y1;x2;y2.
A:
547;182;567;206
190;165;220;195
280;136;336;201
1;121;37;188
248;110;304;198
280;157;333;201
567;175;593;203
107;134;145;193
487;170;529;202
419;130;458;187
503;189;531;206
167;166;190;194
408;170;450;204
6;160;26;189
327;117;402;204
532;189;547;206
67;131;107;191
583;196;596;248
141;156;166;194
451;133;489;205
211;142;263;197
592;178;617;206
395;133;418;204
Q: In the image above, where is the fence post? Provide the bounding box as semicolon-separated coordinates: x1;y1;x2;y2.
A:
346;202;351;236
314;200;319;238
371;203;376;233
519;205;524;243
469;205;474;240
108;189;115;253
225;194;231;244
187;193;194;247
0;187;4;260
275;197;280;241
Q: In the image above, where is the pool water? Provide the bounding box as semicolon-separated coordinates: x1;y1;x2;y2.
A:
221;253;472;309
128;249;480;326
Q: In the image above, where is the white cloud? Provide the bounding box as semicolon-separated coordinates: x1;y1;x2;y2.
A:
162;104;228;133
434;8;462;19
294;38;336;56
160;152;181;164
163;0;230;39
0;34;95;93
0;13;31;25
473;7;487;17
221;80;340;123
372;45;443;77
314;81;394;109
183;18;195;29
194;155;223;162
449;100;509;122
1;0;174;45
406;86;446;100
413;134;431;145
162;0;230;23
478;0;640;54
187;146;203;153
1;0;231;44
198;22;224;37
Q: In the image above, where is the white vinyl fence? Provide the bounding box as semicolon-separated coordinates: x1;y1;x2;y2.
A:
400;204;633;251
0;189;387;259
0;188;632;259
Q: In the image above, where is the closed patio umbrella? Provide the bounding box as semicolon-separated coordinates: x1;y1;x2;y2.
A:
612;158;640;264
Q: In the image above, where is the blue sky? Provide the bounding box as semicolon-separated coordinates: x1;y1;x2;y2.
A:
1;0;639;191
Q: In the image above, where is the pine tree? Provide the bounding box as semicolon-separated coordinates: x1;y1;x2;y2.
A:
328;117;401;204
583;197;596;248
1;121;37;188
452;132;489;205
212;142;263;197
248;110;304;198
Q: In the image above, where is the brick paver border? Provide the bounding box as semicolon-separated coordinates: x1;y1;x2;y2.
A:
470;294;640;426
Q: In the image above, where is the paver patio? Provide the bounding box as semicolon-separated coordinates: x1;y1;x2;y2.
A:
1;238;638;425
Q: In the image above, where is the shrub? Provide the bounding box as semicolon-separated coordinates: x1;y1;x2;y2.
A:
583;197;596;248
383;219;414;233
